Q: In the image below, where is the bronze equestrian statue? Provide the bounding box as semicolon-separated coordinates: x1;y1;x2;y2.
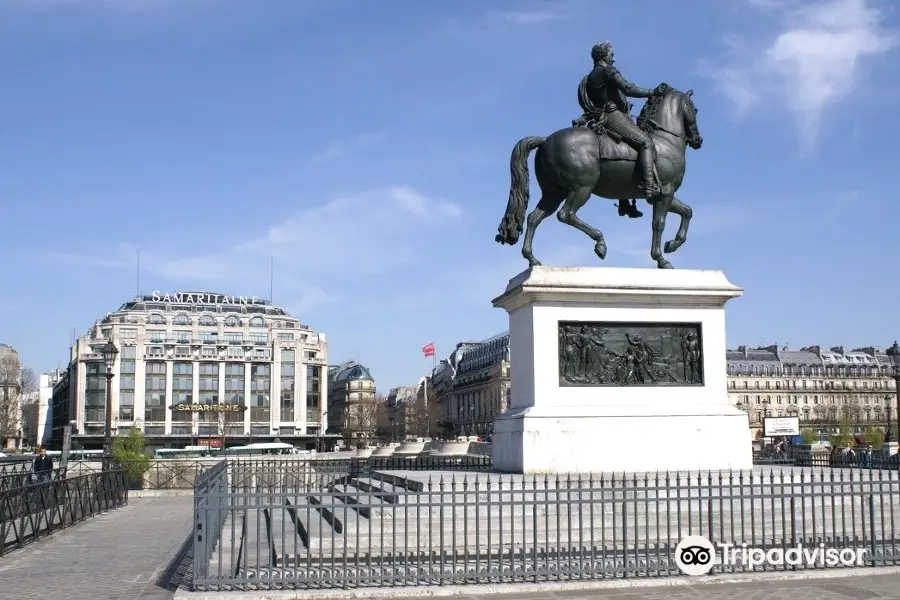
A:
495;41;704;269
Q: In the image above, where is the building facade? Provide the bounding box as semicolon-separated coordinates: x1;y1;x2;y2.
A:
726;344;898;438
385;385;417;440
0;343;23;449
431;332;510;438
50;291;329;450
327;360;376;445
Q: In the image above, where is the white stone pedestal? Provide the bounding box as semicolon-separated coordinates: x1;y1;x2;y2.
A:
490;266;753;474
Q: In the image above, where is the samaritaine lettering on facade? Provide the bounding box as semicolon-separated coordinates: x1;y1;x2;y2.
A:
151;291;261;305
558;321;704;387
170;403;247;412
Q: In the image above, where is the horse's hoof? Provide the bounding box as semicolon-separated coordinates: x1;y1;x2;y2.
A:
664;240;681;254
594;242;607;260
657;259;673;269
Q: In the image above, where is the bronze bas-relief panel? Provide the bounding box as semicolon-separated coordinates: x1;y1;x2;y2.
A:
558;321;704;387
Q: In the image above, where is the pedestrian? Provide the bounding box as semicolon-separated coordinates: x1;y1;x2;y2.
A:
862;445;874;469
32;446;53;483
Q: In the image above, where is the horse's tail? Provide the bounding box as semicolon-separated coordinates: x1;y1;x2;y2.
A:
496;136;546;246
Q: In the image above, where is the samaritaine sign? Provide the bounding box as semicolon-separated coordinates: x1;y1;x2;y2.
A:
151;291;262;305
170;403;247;413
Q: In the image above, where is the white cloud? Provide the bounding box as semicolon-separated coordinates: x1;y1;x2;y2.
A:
705;0;899;148
50;186;463;314
310;132;386;164
494;10;566;25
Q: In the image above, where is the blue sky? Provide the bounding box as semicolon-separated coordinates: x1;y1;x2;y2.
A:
1;0;899;390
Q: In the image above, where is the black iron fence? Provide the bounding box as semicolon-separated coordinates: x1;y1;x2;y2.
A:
0;470;128;556
191;461;900;591
754;453;900;470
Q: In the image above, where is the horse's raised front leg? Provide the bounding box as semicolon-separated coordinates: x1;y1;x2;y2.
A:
650;195;673;269
663;195;692;254
556;187;607;260
521;195;563;267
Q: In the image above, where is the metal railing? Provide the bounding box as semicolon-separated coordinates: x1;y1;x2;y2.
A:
0;470;128;555
754;453;900;470
191;461;900;591
0;468;67;492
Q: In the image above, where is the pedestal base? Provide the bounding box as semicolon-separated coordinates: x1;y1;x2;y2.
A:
492;405;752;474
491;266;752;475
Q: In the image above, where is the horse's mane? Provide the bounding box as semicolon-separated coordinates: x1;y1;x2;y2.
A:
636;91;668;131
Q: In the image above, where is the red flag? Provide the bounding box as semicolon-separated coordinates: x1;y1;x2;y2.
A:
422;342;435;357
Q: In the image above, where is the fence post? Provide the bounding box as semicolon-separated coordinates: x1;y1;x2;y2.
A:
868;494;876;567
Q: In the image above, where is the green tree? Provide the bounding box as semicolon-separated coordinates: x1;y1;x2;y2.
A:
801;427;819;444
112;427;151;487
829;419;855;449
863;425;885;449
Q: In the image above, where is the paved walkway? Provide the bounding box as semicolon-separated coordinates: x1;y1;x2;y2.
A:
0;496;194;600
174;569;900;599
462;572;900;599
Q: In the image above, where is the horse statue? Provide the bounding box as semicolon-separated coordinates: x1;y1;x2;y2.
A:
495;85;703;269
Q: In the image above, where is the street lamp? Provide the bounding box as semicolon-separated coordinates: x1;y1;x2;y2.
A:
887;341;900;446
885;399;892;444
101;340;119;472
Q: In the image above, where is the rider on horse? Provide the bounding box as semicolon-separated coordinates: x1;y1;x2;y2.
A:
578;41;667;219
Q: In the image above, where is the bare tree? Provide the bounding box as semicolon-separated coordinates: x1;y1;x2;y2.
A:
0;355;36;448
342;398;378;448
374;399;392;441
406;394;442;439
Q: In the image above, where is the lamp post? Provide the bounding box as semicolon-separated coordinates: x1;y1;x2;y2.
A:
887;341;900;446
885;400;892;444
101;340;119;472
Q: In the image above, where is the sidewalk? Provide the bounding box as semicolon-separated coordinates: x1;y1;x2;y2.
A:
0;496;194;600
174;568;900;600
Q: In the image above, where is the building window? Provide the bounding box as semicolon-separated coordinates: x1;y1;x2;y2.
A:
118;347;136;421
250;316;265;328
227;347;244;358
148;313;165;324
224;333;242;343
144;362;167;423
250;364;271;423
224;363;245;428
307;365;321;412
175;330;191;343
147;330;166;343
120;328;137;340
198;363;219;426
172;362;193;423
225;315;240;327
281;362;295;422
201;347;217;357
173;314;190;326
84;361;107;423
199;315;216;326
278;333;294;341
201;332;218;343
249;333;267;344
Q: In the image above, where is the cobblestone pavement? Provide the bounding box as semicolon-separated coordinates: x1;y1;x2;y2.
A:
0;496;194;600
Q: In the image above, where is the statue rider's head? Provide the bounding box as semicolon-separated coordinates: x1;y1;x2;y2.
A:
591;41;614;65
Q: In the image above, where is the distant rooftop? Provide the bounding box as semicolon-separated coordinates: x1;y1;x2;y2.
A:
329;360;374;383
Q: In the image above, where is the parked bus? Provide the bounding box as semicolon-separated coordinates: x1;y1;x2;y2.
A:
155;446;221;459
45;449;104;461
222;442;299;456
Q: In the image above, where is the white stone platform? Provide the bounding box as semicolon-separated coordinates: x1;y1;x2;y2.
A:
490;266;752;475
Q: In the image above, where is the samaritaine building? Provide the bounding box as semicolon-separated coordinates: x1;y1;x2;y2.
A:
50;291;332;451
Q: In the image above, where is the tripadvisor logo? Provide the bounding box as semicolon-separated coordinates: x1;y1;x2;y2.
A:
674;535;869;576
